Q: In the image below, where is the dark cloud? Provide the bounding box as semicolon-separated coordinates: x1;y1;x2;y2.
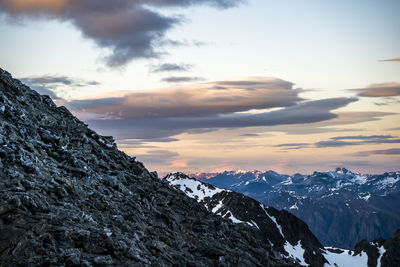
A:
161;76;205;83
257;111;394;136
159;39;207;47
315;135;400;148
214;79;295;91
380;57;400;62
354;148;400;157
68;77;303;119
240;133;259;137
21;75;100;87
373;98;400;106
20;74;100;100
274;135;400;150
315;140;356;147
331;135;396;140
0;0;242;67
350;82;400;97
274;143;309;149
79;97;357;140
151;63;193;73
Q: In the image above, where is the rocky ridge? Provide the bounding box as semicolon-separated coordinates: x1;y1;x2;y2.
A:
0;68;298;266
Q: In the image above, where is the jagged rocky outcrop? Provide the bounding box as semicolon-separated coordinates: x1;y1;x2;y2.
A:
0;68;300;266
192;169;400;249
166;172;400;267
354;229;400;267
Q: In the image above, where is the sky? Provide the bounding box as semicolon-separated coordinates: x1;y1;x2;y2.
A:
0;0;399;175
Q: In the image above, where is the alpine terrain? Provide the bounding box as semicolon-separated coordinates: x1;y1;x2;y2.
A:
191;169;400;249
166;172;400;267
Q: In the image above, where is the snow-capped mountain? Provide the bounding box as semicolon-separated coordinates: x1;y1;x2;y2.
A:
165;172;399;267
190;168;400;249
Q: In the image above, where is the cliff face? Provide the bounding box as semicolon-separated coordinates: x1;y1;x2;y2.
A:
0;68;296;266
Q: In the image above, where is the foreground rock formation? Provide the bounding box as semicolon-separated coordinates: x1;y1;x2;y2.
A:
0;68;297;266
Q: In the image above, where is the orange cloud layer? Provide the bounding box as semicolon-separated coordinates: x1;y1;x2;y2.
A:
2;0;70;13
68;77;302;119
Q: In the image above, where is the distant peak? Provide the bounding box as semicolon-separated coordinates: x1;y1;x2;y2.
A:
335;167;350;174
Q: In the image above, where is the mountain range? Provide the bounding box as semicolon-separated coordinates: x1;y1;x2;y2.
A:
165;172;400;267
190;168;400;249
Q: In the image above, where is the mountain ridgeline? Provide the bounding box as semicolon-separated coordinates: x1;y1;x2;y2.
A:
191;169;400;249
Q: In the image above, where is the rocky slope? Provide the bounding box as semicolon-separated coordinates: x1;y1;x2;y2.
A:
165;172;400;267
0;68;299;266
192;169;400;249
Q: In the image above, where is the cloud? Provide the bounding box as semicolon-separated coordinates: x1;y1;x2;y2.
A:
159;39;207;47
20;74;100;100
256;111;394;136
315;135;400;148
21;75;99;87
274;135;400;150
354;148;400;157
274;143;310;150
0;0;243;67
331;135;396;140
350;82;400;97
61;76;363;141
161;76;205;83
68;77;303;119
77;97;356;140
151;63;193;73
240;133;259;137
380;57;400;62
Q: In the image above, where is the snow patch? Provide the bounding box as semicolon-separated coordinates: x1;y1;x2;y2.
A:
376;245;385;267
376;176;399;187
261;205;284;238
211;200;224;213
323;247;368;267
250;220;260;229
167;174;225;201
225;211;245;224
285;241;306;266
